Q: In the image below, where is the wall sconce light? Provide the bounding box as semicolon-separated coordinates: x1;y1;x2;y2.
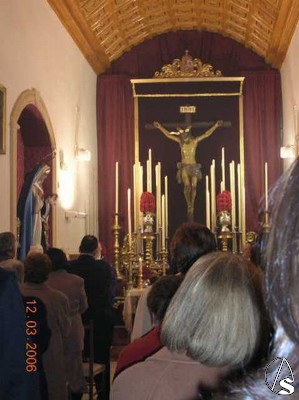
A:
59;149;68;170
65;210;87;220
280;145;296;159
75;147;91;162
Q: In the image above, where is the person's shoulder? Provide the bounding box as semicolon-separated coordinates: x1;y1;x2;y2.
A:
46;284;69;302
112;358;159;399
95;259;112;272
68;255;94;269
67;259;79;270
65;271;85;286
0;266;16;283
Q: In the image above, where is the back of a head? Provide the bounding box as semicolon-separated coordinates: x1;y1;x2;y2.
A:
162;251;263;368
147;275;183;324
46;248;68;271
24;253;52;283
264;157;299;345
0;232;16;259
79;235;98;255
169;222;216;274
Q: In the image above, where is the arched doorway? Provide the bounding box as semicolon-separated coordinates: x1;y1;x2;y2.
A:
10;89;57;256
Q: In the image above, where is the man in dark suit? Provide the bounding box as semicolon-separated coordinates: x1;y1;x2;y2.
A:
69;235;114;399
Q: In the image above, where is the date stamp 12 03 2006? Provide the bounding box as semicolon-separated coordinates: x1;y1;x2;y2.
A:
24;298;39;373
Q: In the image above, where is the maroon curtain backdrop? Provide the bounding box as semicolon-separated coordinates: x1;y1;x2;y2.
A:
97;31;282;253
97;76;134;256
242;71;282;231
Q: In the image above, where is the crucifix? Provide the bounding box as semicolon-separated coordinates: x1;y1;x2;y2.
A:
147;106;231;221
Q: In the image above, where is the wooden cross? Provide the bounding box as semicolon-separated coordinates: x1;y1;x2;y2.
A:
145;105;231;131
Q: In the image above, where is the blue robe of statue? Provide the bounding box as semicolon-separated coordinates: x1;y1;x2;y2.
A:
17;164;48;260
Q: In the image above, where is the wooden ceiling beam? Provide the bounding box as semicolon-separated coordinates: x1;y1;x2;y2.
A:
47;0;299;73
47;0;110;74
266;0;299;68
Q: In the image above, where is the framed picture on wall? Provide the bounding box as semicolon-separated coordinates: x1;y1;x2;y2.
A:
0;84;6;154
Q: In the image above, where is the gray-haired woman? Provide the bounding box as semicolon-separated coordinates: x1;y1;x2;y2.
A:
111;251;265;400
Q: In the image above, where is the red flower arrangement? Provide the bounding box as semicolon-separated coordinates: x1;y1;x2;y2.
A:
217;190;232;212
140;192;156;213
142;264;153;281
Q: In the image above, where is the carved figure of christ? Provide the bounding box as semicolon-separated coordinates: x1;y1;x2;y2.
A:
147;109;229;221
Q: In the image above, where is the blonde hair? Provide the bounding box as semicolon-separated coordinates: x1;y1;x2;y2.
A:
161;251;263;367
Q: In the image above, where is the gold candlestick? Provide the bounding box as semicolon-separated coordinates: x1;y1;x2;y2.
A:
137;257;143;289
142;232;155;268
112;213;122;279
160;248;168;276
127;246;134;290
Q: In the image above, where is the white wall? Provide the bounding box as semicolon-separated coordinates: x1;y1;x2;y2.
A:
0;0;98;253
281;23;299;171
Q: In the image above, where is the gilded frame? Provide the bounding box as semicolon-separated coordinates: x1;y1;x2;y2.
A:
0;84;6;154
131;77;246;244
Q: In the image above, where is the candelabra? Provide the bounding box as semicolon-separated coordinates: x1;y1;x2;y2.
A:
142;232;155;267
112;213;122;279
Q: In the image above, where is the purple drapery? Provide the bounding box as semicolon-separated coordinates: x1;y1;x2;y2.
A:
97;31;282;254
97;76;134;257
242;70;282;231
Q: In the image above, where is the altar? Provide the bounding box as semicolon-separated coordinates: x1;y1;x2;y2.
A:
122;288;145;334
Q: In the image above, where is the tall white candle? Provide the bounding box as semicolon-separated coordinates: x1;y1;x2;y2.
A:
265;162;269;211
242;185;246;247
161;194;165;249
148;149;152;193
155;164;159;232
237;163;241;231
230;161;236;229
156;163;161;229
115;161;119;214
205;175;211;229
164;176;168;239
133;164;137;232
210;159;216;230
127;188;132;246
139;164;144;229
221;147;226;190
147;160;150;192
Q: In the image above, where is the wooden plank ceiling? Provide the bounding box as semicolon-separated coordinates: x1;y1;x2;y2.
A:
47;0;299;74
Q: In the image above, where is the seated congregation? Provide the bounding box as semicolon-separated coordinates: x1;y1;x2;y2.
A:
1;158;299;399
